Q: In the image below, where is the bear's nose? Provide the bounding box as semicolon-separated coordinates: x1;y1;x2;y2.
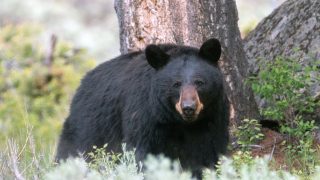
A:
182;101;196;116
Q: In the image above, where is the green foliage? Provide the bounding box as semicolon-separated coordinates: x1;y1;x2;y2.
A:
6;140;320;180
233;119;263;173
235;119;264;151
250;56;319;124
87;144;141;178
45;151;302;180
249;56;320;175
0;137;55;180
230;151;255;170
282;118;318;175
52;145;143;180
212;156;298;180
0;24;96;150
0;23;96;179
45;158;103;180
144;155;192;180
0;24;91;178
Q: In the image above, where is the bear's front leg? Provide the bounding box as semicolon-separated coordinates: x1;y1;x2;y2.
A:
192;169;203;180
135;146;149;164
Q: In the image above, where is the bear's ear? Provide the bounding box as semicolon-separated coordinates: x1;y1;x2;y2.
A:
145;45;170;70
199;38;221;64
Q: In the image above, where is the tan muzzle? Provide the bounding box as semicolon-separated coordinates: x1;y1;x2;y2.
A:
175;85;203;121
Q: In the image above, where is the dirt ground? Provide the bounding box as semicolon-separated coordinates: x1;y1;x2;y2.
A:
250;128;287;168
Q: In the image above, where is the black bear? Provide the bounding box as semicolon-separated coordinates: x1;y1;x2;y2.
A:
56;38;229;178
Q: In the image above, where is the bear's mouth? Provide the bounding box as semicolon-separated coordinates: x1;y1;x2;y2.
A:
181;114;199;122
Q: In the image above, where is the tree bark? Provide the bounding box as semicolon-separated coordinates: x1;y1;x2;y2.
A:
115;0;261;124
244;0;320;103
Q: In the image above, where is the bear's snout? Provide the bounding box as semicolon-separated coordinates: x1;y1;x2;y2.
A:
175;85;203;121
182;100;196;116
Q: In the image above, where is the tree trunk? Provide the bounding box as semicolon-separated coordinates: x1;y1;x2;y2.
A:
114;0;260;124
244;0;320;105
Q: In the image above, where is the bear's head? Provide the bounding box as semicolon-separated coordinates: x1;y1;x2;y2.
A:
146;38;223;122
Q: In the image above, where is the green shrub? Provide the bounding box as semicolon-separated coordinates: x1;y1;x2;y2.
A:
250;56;319;124
235;119;264;151
249;56;320;175
45;150;300;180
0;24;96;179
0;24;95;150
87;144;142;178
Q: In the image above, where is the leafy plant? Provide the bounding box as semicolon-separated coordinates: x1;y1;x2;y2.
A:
250;56;319;126
235;119;264;151
46;152;301;180
0;23;96;179
230;150;255;171
86;144;142;179
249;56;320;175
0;24;96;150
282;118;318;175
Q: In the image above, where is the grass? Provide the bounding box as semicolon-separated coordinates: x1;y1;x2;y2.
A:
0;127;57;179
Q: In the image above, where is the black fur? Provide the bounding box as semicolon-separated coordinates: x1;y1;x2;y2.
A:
56;39;229;178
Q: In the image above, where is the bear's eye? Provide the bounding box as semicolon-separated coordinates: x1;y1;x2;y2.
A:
173;81;182;88
194;79;205;87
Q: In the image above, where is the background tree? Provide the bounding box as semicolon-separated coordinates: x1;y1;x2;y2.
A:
114;0;260;124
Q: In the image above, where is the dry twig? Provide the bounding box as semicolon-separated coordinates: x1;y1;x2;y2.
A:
8;140;25;180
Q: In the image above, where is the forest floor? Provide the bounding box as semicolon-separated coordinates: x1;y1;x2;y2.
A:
251;128;286;168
